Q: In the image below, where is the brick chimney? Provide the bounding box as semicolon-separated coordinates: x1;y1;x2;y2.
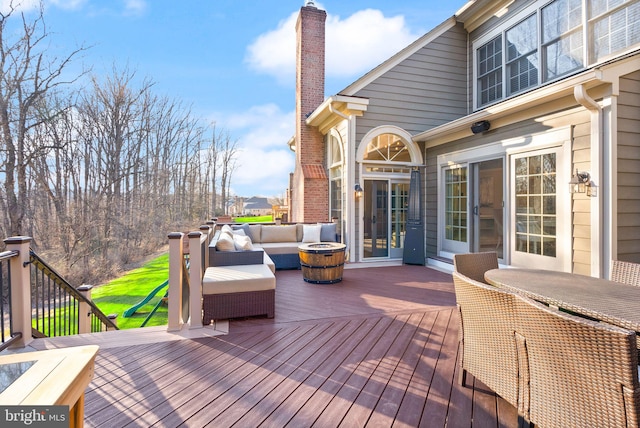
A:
291;3;328;223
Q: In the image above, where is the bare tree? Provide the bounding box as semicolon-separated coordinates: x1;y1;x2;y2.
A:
0;1;86;236
218;130;238;216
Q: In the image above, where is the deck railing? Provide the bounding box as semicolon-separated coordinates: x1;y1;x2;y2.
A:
167;224;213;330
0;249;23;351
29;250;118;338
2;225;215;350
1;236;118;351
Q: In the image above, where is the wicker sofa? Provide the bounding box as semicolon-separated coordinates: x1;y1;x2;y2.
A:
210;223;338;270
202;247;275;324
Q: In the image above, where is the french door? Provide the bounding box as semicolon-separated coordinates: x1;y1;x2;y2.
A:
442;158;504;258
363;180;409;259
510;147;569;271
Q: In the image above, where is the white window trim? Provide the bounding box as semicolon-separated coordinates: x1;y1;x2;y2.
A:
472;2;540;109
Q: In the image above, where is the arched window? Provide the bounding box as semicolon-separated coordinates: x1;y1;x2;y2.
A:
328;133;344;240
330;134;342;166
363;133;411;162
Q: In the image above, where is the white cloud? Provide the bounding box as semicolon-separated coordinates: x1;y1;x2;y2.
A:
246;7;421;85
223;104;294;149
122;0;146;16
47;0;87;10
214;103;295;197
229;148;294;198
245;12;298;85
1;0;41;13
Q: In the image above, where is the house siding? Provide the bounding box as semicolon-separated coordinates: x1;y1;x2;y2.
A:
351;23;468;145
617;70;640;263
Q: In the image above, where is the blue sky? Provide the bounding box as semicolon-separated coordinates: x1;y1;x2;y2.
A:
25;0;460;198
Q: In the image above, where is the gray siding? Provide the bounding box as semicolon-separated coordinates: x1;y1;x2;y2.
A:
617;71;640;263
351;22;468;144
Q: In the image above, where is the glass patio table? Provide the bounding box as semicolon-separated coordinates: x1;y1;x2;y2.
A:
484;268;640;333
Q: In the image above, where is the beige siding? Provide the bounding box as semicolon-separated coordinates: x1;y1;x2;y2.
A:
353;23;468;144
617;71;640;263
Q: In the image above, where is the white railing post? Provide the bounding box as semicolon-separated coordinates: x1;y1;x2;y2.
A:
200;225;212;267
167;232;184;331
77;285;93;334
4;236;33;348
188;231;204;329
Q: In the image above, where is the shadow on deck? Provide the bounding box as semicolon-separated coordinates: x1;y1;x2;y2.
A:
34;264;519;427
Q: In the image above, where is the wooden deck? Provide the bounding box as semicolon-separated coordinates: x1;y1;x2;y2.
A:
38;264;519;427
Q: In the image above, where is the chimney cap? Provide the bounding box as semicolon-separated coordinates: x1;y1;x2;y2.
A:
305;1;316;7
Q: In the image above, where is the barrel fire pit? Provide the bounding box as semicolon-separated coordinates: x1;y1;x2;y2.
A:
298;242;346;284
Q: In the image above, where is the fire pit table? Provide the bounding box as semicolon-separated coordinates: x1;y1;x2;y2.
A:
298;242;346;284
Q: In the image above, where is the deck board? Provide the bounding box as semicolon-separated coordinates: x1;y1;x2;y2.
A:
27;264;519;427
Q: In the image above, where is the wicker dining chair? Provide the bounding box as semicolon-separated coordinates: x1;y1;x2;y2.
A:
453;251;499;284
515;294;640;428
611;260;640;286
452;271;521;414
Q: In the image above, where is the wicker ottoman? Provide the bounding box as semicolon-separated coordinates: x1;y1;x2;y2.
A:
202;264;275;324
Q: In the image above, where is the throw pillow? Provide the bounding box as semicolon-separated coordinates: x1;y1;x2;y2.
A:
302;224;322;243
232;223;250;236
261;225;297;243
215;233;235;251
220;224;233;234
319;223;337;242
233;234;253;251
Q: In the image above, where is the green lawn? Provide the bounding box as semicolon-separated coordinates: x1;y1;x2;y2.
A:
233;215;273;223
91;253;169;329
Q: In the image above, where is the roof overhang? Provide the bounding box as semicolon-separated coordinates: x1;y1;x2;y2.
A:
455;0;517;32
305;95;369;135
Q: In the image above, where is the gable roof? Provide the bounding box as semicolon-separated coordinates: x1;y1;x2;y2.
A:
244;197;271;210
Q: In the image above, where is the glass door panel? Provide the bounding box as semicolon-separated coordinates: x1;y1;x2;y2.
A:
364;180;388;258
511;148;567;271
442;166;468;254
390;182;409;258
473;159;504;258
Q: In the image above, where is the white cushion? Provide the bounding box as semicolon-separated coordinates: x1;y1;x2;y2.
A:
221;224;233;234
202;265;275;294
261;225;297;243
233;234;253;251
215;233;235;251
232;228;246;236
302;224;322;243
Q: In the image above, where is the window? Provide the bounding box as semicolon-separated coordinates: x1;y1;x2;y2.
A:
329;135;343;239
475;0;640;108
542;0;584;81
515;153;557;257
506;14;538;95
445;167;468;243
590;0;640;61
363;134;411;162
477;36;503;105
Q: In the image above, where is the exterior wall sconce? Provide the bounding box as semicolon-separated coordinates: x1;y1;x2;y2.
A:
569;169;597;197
354;183;363;199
